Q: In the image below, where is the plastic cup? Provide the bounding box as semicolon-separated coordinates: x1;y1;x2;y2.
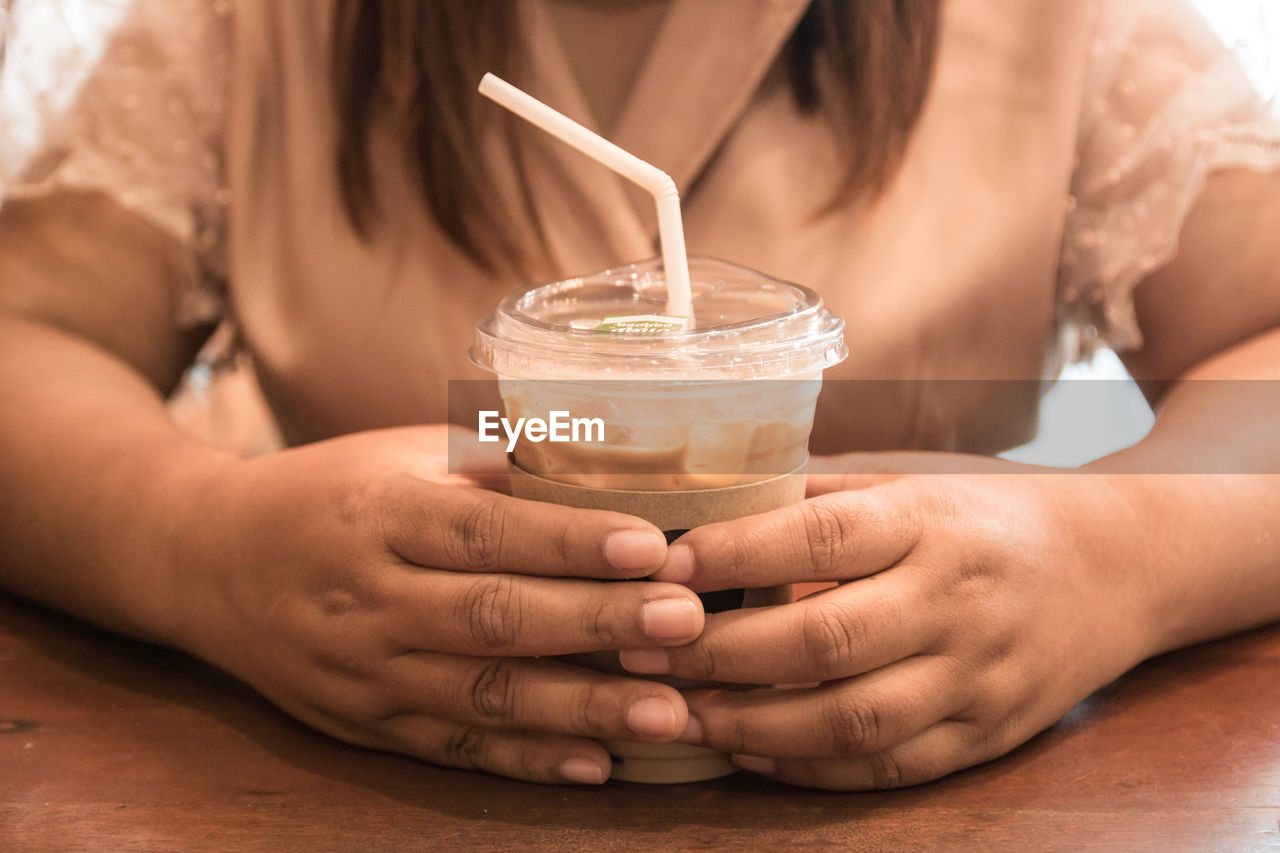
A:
470;255;847;782
472;256;846;483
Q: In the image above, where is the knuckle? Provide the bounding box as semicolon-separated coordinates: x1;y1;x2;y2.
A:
885;483;942;550
958;716;999;753
283;701;376;748
914;483;963;527
555;520;575;572
950;555;1000;604
450;497;507;571
376;472;430;550
800;602;865;676
959;688;1030;758
984;717;1030;760
334;475;377;529
358;695;404;726
826;694;882;756
867;750;906;789
461;574;523;651
566;681;612;737
442;725;488;771
334;475;390;546
510;745;544;783
725;711;772;756
715;717;754;755
310;642;373;681
466;658;519;726
685;638;728;682
708;531;749;585
698;693;755;754
798;500;853;577
581;599;619;650
310;675;398;726
782;760;822;789
317;586;364;618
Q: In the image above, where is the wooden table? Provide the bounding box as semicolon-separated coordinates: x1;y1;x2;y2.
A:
2;591;1278;851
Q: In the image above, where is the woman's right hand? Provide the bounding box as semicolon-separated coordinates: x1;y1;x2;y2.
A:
171;426;702;785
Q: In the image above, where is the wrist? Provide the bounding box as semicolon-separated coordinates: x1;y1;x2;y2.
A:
1072;470;1280;657
1056;473;1176;664
144;443;245;654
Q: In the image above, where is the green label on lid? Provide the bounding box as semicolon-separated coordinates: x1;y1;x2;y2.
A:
595;314;687;335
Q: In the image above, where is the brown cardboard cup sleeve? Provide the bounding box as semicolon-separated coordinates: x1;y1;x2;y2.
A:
509;460;806;783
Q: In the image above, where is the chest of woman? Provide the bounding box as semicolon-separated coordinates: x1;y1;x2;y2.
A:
223;0;1096;450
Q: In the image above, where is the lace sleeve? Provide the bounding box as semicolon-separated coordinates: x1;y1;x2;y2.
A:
1058;0;1280;361
0;0;232;329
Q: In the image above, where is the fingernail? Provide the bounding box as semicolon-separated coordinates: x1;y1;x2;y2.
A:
642;597;699;640
627;696;679;738
618;647;670;674
651;543;693;583
604;529;667;573
558;756;608;785
680;714;704;745
732;755;777;776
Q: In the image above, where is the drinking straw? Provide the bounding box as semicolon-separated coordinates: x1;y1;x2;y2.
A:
478;73;693;325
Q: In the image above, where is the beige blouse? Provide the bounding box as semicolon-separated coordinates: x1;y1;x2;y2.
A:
2;0;1279;453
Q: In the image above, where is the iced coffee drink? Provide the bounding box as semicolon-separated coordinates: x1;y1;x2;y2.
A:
471;255;847;782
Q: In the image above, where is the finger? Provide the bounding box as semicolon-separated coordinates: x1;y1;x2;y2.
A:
383;475;668;577
384;653;689;745
680;655;967;759
732;719;1002;791
384;716;617;785
650;487;920;590
621;567;934;684
259;692;613;785
384;569;705;655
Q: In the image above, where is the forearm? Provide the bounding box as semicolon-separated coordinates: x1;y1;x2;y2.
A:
0;313;233;645
1085;328;1280;655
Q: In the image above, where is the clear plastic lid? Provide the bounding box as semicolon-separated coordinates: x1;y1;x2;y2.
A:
471;256;847;380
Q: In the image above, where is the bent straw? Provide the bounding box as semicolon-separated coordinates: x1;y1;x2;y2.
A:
478;73;693;325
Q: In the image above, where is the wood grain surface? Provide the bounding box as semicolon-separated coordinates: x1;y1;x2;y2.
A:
2;591;1278;851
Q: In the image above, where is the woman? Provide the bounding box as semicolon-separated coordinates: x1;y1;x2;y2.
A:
1;0;1279;789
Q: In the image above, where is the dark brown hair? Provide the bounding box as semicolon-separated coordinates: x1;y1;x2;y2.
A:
332;0;941;272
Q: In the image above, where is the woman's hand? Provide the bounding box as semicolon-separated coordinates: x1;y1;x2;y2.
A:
620;453;1162;789
171;425;704;785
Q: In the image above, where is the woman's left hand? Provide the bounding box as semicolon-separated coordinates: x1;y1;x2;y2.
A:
619;453;1162;789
